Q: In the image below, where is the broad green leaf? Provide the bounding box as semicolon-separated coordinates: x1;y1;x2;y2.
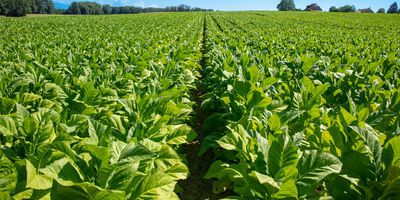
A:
0;116;17;136
268;134;298;176
20;93;42;103
381;178;400;200
250;171;280;194
268;114;281;132
26;160;52;190
247;88;272;108
296;150;342;196
0;98;15;114
272;179;298;200
217;125;249;152
129;170;178;200
150;145;188;180
349;126;382;172
300;54;315;74
118;143;155;163
274;166;298;184
97;162;140;190
382;136;400;167
51;181;125;200
165;125;197;145
23;116;38;136
356;107;369;122
0;156;17;193
248;65;260;83
339;107;357;126
233;81;251;99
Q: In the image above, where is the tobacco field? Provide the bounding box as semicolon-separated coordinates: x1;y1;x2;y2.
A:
0;12;400;200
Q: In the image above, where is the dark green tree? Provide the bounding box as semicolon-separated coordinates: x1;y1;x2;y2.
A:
277;0;296;11
3;0;28;16
0;0;5;15
338;5;356;12
377;8;386;13
102;4;111;14
329;6;339;12
63;1;211;15
387;2;398;13
65;2;103;15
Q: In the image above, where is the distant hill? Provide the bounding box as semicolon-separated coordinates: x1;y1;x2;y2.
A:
54;2;70;9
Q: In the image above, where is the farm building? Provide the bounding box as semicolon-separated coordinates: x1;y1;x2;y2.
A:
305;3;322;11
357;8;374;13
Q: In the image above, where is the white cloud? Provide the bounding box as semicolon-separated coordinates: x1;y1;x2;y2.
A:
149;4;158;8
133;1;145;7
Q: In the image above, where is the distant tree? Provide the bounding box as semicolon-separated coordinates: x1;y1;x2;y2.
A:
46;0;54;13
0;0;5;15
61;2;211;15
177;4;190;12
102;4;111;14
338;5;356;12
387;2;398;13
3;0;28;16
329;6;339;12
277;0;296;11
65;2;103;15
191;7;202;11
377;8;385;13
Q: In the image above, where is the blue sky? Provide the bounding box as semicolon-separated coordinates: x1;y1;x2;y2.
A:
55;0;397;11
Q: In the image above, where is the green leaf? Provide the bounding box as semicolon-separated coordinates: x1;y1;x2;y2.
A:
0;116;17;136
150;145;188;180
247;88;272;108
383;136;400;168
248;65;260;83
274;166;298;184
272;179;298;200
339;107;356;126
0;192;11;200
20;93;41;104
217;125;249;152
381;178;400;200
296;150;342;196
23;116;38;136
268;134;298;176
166;125;197;145
129;170;178;200
250;171;280;194
349;126;382;172
118;143;155;163
341;151;375;182
233;81;251;99
300;54;315;74
204;160;227;179
0;155;17;193
356;107;369;122
268;114;282;132
51;181;125;200
26;160;52;190
0;98;15;114
97;162;140;190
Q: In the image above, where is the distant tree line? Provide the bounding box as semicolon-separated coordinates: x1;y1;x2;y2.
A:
0;0;54;16
64;2;213;15
329;5;356;12
0;0;212;17
329;2;399;13
276;0;400;13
